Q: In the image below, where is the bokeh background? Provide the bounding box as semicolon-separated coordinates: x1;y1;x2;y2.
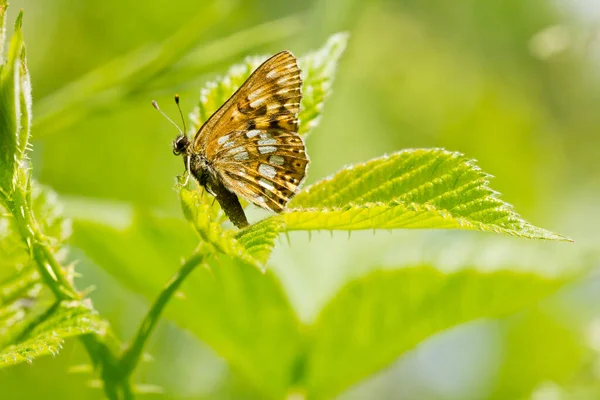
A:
1;0;600;398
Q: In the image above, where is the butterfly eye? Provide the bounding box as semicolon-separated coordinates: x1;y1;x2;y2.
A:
172;135;189;156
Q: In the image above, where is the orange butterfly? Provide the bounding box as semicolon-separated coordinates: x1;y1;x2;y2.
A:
154;51;309;228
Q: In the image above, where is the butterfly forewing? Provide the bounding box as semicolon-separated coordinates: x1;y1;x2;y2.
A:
192;51;308;212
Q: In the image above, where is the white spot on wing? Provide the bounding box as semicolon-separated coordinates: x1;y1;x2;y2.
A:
217;135;230;145
255;196;266;204
266;70;278;80
223;140;235;148
259;178;274;191
250;98;264;108
277;87;296;95
269;155;285;166
248;88;263;100
259;164;277;179
246;129;261;138
233;151;249;161
227;146;244;155
277;76;289;85
259;146;277;154
258;138;277;146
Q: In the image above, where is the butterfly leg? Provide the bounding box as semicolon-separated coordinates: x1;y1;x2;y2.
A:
181;155;192;186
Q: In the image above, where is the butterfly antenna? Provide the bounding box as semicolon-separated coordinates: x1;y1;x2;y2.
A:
174;94;187;136
151;99;184;136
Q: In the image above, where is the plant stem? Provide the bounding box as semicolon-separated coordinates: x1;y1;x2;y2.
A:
6;187;77;300
2;185;128;398
118;252;205;377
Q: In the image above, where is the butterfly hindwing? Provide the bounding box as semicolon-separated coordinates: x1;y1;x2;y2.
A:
212;128;308;212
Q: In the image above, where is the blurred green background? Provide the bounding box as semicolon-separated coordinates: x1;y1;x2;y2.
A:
1;0;600;398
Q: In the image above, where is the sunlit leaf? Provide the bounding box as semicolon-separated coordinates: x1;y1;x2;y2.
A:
0;9;25;194
235;216;284;266
0;300;102;367
285;149;569;241
298;32;348;136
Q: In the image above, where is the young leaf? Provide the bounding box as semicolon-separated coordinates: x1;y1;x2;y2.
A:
179;188;262;269
285;149;569;241
190;32;348;138
304;266;570;399
298;32;348;136
0;300;102;367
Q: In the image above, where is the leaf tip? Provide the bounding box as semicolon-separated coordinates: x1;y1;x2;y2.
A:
14;9;23;30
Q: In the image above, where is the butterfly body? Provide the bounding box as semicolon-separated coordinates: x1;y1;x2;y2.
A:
172;51;309;228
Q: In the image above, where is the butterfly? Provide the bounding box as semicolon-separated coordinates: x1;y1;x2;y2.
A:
153;51;309;228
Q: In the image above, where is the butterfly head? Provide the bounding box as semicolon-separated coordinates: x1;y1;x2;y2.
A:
152;95;190;157
172;134;189;156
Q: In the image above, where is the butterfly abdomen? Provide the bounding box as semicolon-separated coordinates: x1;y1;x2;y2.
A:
206;175;249;228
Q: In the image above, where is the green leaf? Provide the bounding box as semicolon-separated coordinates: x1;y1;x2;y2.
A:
298;32;348;136
304;266;570;399
235;216;285;265
179;187;262;269
190;32;348;137
0;9;25;195
0;300;102;367
285;149;569;241
0;182;70;269
72;213;302;399
0;1;7;64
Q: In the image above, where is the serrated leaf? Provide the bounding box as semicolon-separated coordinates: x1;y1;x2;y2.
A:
235;216;284;265
179;188;262;270
190;32;348;137
0;300;102;367
0;181;71;269
298;32;348;136
72;213;302;399
285;149;568;241
305;266;570;399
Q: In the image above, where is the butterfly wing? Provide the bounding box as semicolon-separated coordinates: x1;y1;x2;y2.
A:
193;51;308;212
211;128;308;212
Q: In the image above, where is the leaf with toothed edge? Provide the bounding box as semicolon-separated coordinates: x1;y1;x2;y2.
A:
0;300;103;367
179;187;265;269
281;149;569;241
235;216;285;265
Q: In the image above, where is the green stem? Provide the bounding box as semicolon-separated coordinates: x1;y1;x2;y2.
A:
2;185;130;398
5;187;77;300
119;252;205;377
